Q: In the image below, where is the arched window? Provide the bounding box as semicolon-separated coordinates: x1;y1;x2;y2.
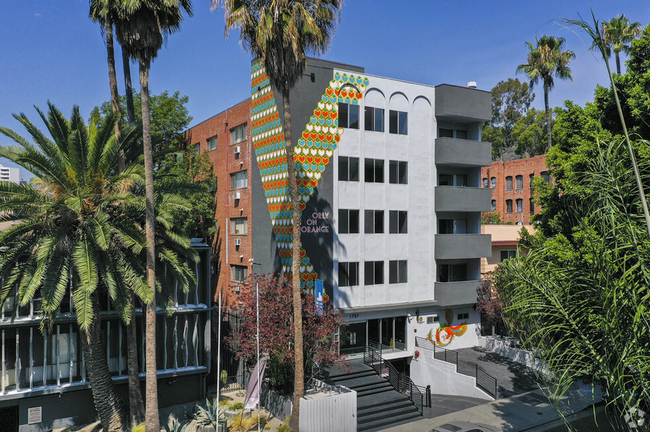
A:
505;176;513;191
515;175;523;190
506;199;513;213
491;177;496;188
482;177;488;188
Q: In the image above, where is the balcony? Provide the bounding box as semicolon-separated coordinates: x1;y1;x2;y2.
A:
435;186;491;212
435;234;492;260
436;138;491;167
435;84;491;123
435;280;481;307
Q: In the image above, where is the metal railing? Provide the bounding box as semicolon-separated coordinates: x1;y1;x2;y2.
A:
415;336;498;399
364;342;425;415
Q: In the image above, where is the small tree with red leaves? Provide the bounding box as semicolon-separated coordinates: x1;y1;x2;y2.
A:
476;273;507;336
227;274;346;394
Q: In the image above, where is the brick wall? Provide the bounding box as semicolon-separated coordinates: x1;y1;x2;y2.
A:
186;99;252;306
481;155;548;225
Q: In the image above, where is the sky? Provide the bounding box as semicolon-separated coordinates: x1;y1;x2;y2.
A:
2;1;650;180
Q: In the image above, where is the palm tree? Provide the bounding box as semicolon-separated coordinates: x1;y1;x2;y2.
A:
113;2;192;431
517;35;575;151
0;104;142;431
89;2;145;425
221;0;342;429
598;14;642;75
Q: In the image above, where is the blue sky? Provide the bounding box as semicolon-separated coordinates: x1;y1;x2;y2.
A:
2;1;649;180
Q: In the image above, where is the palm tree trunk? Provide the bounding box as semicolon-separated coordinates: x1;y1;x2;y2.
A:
127;292;145;426
615;53;622;75
544;83;552;151
140;61;160;432
80;302;128;432
123;50;136;124
105;22;125;172
283;91;304;432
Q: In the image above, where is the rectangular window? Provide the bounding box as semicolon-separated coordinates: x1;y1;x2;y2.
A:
230;123;247;145
389;110;408;135
482;178;488;188
339;262;359;287
439;174;467;186
505;176;513;190
491;200;497;211
455;130;468;139
516;199;523;213
516;175;523;190
230;217;248;235
389;260;408;284
506;199;513;213
364;210;384;234
541;171;550;183
500;250;517;261
364;106;384;132
439;128;454;138
365;158;384;183
457;312;469;320
438;263;467;282
338;209;360;234
389;211;408;234
192;143;200;154
338;156;359;181
438;219;467;234
530;198;535;215
389;160;408;184
491;177;496;188
230;171;248;189
339;103;359;129
364;261;384;285
207;135;218;151
529;173;535;188
231;265;248;282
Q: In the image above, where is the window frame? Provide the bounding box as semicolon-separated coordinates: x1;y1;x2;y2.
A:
516;198;523;213
230;217;248;235
364;106;384;132
339;262;359;287
338;156;359;182
438;263;467;282
389;210;408;234
338;209;360;234
506;199;513;213
500;250;517;262
365;158;384;183
389;160;408;184
389;260;408;284
505;176;513;191
339;103;359;129
389;110;408;135
230;123;247;145
230;170;248;190
207;135;218;151
364;261;384;285
491;177;496;188
231;265;248;282
515;175;523;190
364;210;384;234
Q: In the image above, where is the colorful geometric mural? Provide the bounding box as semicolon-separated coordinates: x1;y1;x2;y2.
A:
251;63;369;292
427;309;468;347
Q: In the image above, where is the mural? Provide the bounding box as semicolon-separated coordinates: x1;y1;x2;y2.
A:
427;309;467;347
251;63;369;292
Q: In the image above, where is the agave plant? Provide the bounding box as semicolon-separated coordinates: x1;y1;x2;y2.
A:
195;398;226;427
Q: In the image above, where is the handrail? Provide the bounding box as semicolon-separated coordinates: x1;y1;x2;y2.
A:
415;336;498;399
364;343;424;415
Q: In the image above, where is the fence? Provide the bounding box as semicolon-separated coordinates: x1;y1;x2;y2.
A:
363;342;426;414
208;310;248;393
415;336;498;399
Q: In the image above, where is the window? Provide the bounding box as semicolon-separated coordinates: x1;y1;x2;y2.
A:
529;173;535;188
439;128;454;138
207;135;218;151
456;130;467;139
506;199;513;213
491;177;496;188
389;260;408;283
516;199;523;213
500;250;517;262
389;110;408;135
457;312;469;320
231;265;248;282
230;171;248;189
439;174;467;186
505;176;513;190
192;143;200;154
338;209;360;234
438;263;467;282
339;103;359;129
541;171;550;183
230;218;248;235
364;261;384;285
438;219;467;234
364;210;384;234
516;175;523;190
530;198;535;215
389;211;408;234
482;178;488;188
491;200;497;211
230;123;247;145
364;106;384;132
339;156;359;181
339;262;359;287
389;160;408;184
365;158;384;183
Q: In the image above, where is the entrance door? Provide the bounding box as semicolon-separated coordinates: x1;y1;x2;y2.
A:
340;322;367;355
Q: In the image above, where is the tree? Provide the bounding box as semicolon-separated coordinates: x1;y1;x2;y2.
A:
517;35;575;152
597;14;642;75
227;274;346;395
482;78;535;160
511;107;549;157
113;2;192;430
221;1;342;428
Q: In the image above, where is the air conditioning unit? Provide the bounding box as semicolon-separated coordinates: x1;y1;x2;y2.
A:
234;239;241;246
234;146;241;154
233;192;241;200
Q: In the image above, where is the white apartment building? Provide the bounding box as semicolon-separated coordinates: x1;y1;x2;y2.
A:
0;164;19;184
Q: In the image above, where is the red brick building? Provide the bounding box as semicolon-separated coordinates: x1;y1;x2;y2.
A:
481;155;548;225
185;98;252;306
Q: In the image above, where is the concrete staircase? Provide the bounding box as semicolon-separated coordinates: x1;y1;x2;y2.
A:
327;360;421;432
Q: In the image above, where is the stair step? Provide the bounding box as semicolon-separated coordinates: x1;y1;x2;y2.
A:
358;402;417;423
333;376;387;389
329;370;377;381
357;410;422;432
358;398;414;413
356;385;394;397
